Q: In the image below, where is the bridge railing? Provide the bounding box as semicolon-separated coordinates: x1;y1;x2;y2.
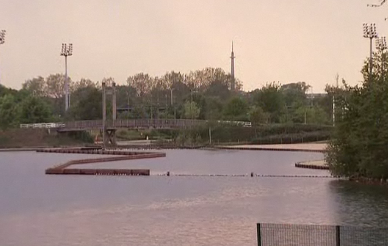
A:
22;119;251;130
63;120;103;129
112;119;206;128
20;123;66;129
62;119;207;130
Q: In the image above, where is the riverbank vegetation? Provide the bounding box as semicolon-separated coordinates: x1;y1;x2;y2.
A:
0;67;336;147
0;129;91;148
115;123;331;147
326;51;388;179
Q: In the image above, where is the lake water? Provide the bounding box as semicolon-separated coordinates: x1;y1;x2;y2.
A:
1;149;388;246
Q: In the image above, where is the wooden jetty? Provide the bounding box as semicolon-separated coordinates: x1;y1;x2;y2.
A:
43;148;165;176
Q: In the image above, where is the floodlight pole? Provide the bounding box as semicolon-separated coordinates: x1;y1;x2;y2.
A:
363;24;378;82
0;30;6;85
60;43;73;111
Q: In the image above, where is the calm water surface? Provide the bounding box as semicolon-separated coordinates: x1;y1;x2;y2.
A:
1;149;388;246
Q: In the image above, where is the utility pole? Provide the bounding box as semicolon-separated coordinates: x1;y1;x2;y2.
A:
190;89;193;121
60;43;73;111
165;94;168;120
150;94;153;121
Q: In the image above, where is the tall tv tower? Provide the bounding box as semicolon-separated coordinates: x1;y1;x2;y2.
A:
230;41;235;91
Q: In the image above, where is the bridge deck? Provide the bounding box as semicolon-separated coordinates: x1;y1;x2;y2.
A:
20;119;252;131
58;119;207;131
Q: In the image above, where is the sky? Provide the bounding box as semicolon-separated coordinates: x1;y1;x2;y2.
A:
0;0;387;93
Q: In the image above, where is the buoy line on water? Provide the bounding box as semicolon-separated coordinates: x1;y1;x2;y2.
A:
155;173;344;179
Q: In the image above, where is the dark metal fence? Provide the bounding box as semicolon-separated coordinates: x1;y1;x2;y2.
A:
257;223;388;246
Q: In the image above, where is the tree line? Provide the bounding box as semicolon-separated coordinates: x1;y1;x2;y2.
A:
0;67;337;129
327;50;388;179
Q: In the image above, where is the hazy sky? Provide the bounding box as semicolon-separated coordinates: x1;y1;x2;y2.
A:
0;0;387;92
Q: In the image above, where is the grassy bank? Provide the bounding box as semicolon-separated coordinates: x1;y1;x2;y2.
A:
0;128;93;148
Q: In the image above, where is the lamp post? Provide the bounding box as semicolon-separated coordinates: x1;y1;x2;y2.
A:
170;88;174;105
376;36;387;77
190;89;195;121
165;94;168;120
60;43;73;111
363;23;378;81
0;30;6;85
170;88;176;119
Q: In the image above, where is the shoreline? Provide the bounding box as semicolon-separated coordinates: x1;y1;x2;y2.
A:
0;143;328;152
216;143;327;153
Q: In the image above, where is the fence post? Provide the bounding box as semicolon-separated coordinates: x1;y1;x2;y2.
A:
257;223;261;246
336;225;340;246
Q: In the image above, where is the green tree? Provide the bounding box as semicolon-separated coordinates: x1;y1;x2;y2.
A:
183;101;200;119
249;106;268;125
326;51;388;178
69;87;102;120
0;85;18;98
223;97;249;120
280;82;310;107
0;94;20;129
202;96;223;120
22;77;46;97
253;82;285;123
19;95;52;123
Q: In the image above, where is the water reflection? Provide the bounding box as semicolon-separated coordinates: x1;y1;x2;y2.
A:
328;180;388;226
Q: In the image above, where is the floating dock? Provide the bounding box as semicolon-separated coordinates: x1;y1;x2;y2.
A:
295;160;329;170
43;148;165;176
46;168;150;176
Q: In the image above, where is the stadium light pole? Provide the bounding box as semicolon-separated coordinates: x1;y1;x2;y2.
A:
376;36;387;77
60;43;73;111
0;30;6;85
0;30;5;45
363;23;378;81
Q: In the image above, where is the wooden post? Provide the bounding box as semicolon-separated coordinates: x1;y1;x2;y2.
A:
336;225;340;246
257;223;261;246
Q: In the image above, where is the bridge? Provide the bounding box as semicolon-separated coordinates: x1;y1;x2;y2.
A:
21;119;208;131
62;119;208;131
20;119;251;131
20;119;251;146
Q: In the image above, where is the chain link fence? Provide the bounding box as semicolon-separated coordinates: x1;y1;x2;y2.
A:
257;223;388;246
